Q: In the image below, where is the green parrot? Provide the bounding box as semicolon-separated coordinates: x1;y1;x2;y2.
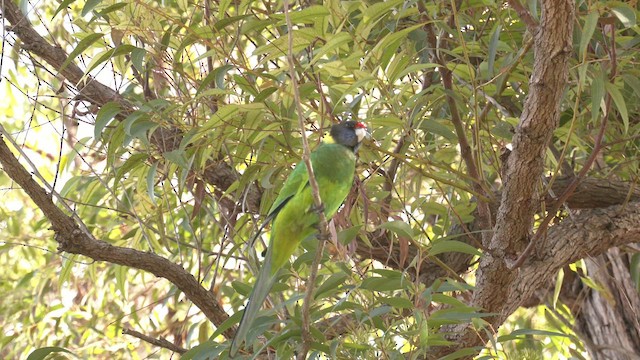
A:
229;121;368;356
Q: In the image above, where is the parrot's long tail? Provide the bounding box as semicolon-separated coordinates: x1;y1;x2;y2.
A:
229;247;277;357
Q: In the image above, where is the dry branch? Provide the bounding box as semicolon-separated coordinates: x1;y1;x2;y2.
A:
123;328;187;354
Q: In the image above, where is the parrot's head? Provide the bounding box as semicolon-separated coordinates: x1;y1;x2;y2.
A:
329;121;369;153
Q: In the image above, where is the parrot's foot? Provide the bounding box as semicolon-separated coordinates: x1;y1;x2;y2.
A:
316;231;329;241
311;203;325;214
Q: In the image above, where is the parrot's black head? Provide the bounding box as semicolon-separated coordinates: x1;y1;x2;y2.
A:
330;121;368;153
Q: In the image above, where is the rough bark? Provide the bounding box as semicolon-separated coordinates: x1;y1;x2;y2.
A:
426;0;576;357
561;248;640;360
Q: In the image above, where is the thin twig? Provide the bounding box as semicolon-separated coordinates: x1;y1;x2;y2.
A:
123;328;187;354
282;1;330;358
0;134;233;338
418;3;493;237
507;0;539;31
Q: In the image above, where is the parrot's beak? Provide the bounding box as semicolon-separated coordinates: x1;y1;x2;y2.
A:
355;127;368;144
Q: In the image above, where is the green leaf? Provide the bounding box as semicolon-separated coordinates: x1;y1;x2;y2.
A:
163;149;190;170
59;256;75;290
432;293;467;307
146;162;158;204
487;25;501;78
430;308;495;322
180;340;226;360
360;276;407;291
196;64;234;96
123;110;156;141
85;44;137;75
579;11;599;60
255;86;278;102
310;32;353;66
218;0;232;18
60;33;104;73
591;71;604;123
391;63;439;83
361;270;409;291
250;122;281;145
213;14;253;31
578;63;588;89
552;268;564;309
81;0;102;16
27;347;75;360
362;0;403;24
113;154;148;191
115;265;127;297
429;240;482;257
611;5;636;28
369;115;404;128
318;60;349;76
106;124;125;168
15;270;35;288
52;0;77;19
498;328;569;342
380;296;413;309
130;47;146;73
419;119;458;141
491;121;514;140
337;225;362;245
623;74;640;98
273;5;330;24
231;281;252;297
367;24;423;67
95;2;128;17
94;102;121;140
315;273;348;299
605;82;629;133
377;220;414;239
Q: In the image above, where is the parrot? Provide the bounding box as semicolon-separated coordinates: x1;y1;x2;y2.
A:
229;120;368;356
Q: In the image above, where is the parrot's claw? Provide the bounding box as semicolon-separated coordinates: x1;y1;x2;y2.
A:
311;203;325;214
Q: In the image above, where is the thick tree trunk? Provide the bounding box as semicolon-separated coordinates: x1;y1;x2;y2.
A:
563;248;640;359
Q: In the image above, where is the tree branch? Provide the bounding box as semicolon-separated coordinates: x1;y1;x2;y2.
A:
0;0;262;213
123;328;187;354
0;135;233;338
1;0;128;108
418;0;494;240
431;0;576;357
507;0;539;31
430;201;640;358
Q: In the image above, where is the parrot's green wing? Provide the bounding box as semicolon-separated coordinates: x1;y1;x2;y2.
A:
245;159;310;249
267;160;310;217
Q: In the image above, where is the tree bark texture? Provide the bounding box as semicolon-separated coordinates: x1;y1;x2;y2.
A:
561;248;640;360
428;0;577;357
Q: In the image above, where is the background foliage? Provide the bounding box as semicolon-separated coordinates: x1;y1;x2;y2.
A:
1;0;639;359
